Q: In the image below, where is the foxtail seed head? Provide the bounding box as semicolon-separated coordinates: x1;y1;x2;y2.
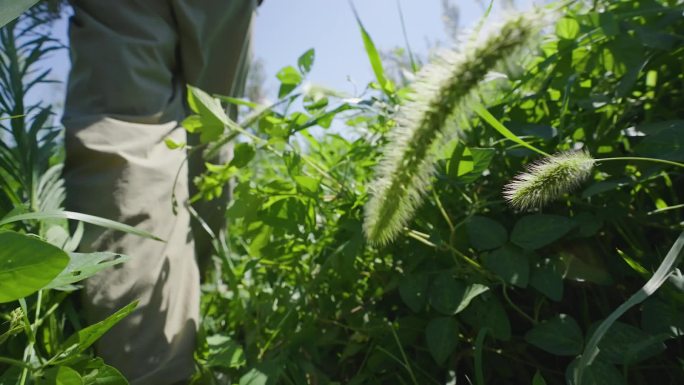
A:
363;10;550;245
504;151;595;211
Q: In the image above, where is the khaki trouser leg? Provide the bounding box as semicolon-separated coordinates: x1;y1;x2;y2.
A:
63;1;255;384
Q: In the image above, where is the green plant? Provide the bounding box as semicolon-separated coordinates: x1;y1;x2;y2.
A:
186;1;684;384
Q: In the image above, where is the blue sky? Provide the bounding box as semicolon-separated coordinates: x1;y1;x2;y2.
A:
39;0;490;105
252;0;486;95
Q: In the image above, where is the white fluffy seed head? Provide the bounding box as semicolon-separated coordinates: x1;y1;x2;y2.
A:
504;151;595;211
363;10;551;245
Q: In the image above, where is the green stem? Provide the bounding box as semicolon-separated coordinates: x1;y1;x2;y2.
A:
596;157;684;169
0;356;30;369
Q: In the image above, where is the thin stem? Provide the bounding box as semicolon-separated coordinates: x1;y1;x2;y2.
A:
0;356;31;369
432;190;455;233
501;284;537;325
596;157;684;169
406;230;437;248
648;204;684;215
395;0;418;73
389;323;419;385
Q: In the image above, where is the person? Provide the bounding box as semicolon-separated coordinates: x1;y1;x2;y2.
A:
62;1;259;383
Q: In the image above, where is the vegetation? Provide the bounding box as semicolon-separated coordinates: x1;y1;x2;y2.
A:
2;0;684;384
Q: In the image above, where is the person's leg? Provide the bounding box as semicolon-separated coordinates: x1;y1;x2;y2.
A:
172;0;257;277
63;1;199;384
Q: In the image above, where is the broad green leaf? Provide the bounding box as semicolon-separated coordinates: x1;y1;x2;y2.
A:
293;175;319;194
56;302;138;361
230;143;256;168
0;211;162;241
0;0;40;29
576;231;684;383
398;274;429;313
276;66;303;98
429;274;487;315
461;295;511;341
206;335;246;369
81;364;128;385
483;246;529;287
593;321;666;365
429;273;466;315
466;216;507;250
532;371;547;385
511;215;575;250
45;252;130;290
572;212;603;238
447;144;496;183
641;296;684;338
186;86;228;142
634;121;684;162
425;317;459;365
526;314;583;356
0;231;69;303
566;359;625;385
239;362;279;385
35;366;83;385
297;49;315;74
556;17;580;40
530;258;564;301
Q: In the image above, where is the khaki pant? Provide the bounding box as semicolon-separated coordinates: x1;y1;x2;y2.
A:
62;1;255;384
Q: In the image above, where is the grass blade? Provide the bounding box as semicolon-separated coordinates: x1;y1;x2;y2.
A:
0;211;163;241
474;103;549;156
574;230;684;384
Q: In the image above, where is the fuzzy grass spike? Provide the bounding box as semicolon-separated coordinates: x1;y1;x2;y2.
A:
504;151;595;210
363;10;549;245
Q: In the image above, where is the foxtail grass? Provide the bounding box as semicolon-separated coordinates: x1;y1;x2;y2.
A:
363;11;549;245
504;151;595;210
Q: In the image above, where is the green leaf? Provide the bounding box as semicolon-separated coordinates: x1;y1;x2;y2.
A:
186;86;229;142
230;143;256;168
73;359;128;385
634;120;684;162
239;362;279;385
474;104;548;156
576;231;684;382
0;231;69;303
525;314;584;356
350;3;393;95
483;246;529;287
461;295;511;341
532;371;547;385
0;0;40;29
429;274;466;315
641;296;684;338
567;359;625;385
35;366;83;385
425;317;459;365
530;258;564;301
0;211;162;241
466;216;507;251
45;252;130;290
56;302;138;361
293;175;319;194
511;214;575;250
594;321;666;365
398;274;429;313
206;335;246;369
297;49;315;74
276;66;303;85
556;17;580;40
429;274;488;315
276;66;303;98
447;144;496;183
